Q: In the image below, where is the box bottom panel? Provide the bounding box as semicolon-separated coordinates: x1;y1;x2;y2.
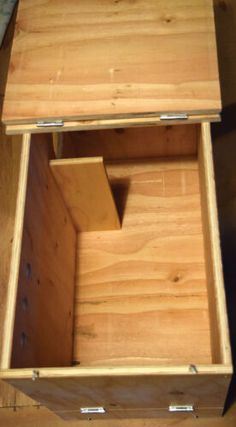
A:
73;156;212;366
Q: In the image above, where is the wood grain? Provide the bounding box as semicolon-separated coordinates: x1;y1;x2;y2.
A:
0;132;22;367
0;134;31;370
50;158;120;232
2;0;221;125
3;373;231;419
74;157;211;366
0;380;35;409
61;125;198;160
1;404;236;426
5;114;221;135
11;134;77;369
198;123;231;365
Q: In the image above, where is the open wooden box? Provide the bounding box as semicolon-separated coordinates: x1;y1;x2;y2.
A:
0;0;232;420
0;122;232;420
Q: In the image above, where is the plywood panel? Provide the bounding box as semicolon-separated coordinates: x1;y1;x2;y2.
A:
0;134;30;370
2;404;236;427
11;134;77;369
198;123;231;365
50;158;120;232
4;374;231;418
0;380;35;409
2;0;221;125
61;125;198;160
74;157;211;366
0;132;22;367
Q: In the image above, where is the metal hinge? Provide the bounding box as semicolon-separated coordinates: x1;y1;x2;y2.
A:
80;407;106;414
36;120;64;128
169;405;194;413
160;113;188;121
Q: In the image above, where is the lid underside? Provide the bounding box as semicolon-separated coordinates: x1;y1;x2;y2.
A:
2;0;221;126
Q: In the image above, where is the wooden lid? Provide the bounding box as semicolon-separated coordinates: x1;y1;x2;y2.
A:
2;0;221;129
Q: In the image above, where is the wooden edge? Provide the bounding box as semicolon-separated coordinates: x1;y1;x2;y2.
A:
0;134;31;369
50;156;120;231
5;114;221;135
50;157;103;166
0;365;232;380
199;122;232;365
52;133;63;158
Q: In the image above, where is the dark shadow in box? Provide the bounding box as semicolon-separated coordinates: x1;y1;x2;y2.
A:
213;0;236;412
213;115;236;413
110;178;130;226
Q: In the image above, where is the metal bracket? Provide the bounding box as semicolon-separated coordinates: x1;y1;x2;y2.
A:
169;405;194;413
160;113;188;121
36;120;64;128
80;407;106;414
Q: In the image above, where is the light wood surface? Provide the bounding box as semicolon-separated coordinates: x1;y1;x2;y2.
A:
1;0;236;425
1;404;236;427
50;158;120;231
198;123;231;365
10;135;77;369
0;132;22;367
0;134;31;370
2;0;221;125
74;156;211;366
5;114;221;135
3;373;231;420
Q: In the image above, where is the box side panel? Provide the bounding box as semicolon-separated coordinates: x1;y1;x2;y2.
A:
0;133;22;364
198;123;232;365
11;134;77;368
61;125;198;160
0;134;31;369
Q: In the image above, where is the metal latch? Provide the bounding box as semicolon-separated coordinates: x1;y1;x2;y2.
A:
160;113;188;121
169;405;194;413
36;120;64;128
80;407;106;414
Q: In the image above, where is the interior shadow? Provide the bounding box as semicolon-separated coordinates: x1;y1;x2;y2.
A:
212;122;236;413
212;0;236;413
110;178;130;226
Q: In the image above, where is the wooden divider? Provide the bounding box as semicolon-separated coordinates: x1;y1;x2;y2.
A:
50;158;120;232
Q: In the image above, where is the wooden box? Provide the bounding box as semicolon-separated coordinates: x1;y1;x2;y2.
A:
0;0;232;421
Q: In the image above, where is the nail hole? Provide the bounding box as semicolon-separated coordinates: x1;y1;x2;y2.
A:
115;128;125;134
20;332;28;348
25;263;32;280
22;297;28;311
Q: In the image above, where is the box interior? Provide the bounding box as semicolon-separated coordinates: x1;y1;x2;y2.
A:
10;124;222;369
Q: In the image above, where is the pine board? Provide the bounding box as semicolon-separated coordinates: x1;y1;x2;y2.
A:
74;157;212;366
2;0;221;125
50;158;120;231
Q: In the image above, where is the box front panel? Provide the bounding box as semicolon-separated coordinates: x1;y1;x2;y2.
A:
5;374;231;419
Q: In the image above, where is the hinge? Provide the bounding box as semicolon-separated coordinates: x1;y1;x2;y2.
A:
160;113;188;121
36;120;64;128
169;405;194;413
80;407;106;414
